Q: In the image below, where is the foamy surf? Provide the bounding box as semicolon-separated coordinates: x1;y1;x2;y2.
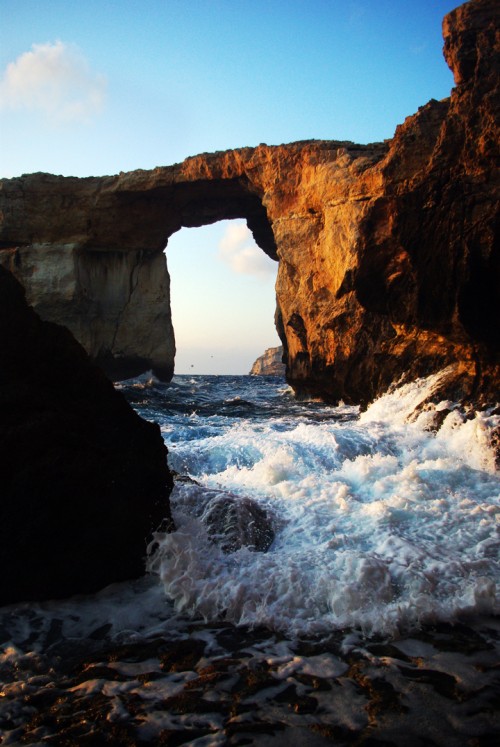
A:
144;371;499;638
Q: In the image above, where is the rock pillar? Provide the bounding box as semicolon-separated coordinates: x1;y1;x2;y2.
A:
0;244;175;380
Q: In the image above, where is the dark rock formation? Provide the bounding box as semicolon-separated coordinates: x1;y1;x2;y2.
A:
250;346;285;376
0;242;175;382
0;0;498;407
0;266;173;605
201;494;275;554
169;479;275;554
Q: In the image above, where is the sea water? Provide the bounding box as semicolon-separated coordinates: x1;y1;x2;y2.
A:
1;371;499;744
129;371;499;638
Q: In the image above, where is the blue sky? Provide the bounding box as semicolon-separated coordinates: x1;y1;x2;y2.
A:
0;0;458;374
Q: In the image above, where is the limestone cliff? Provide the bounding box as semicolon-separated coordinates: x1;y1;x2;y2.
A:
0;0;498;406
284;0;499;406
0;242;174;381
250;346;285;376
0;266;173;604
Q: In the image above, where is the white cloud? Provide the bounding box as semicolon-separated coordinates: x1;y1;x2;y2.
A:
218;222;277;279
0;41;106;125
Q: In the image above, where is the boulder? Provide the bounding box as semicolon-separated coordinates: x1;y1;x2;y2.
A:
170;478;275;553
201;494;275;554
0;267;173;605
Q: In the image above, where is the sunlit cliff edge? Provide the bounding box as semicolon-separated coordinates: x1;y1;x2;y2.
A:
250;346;286;376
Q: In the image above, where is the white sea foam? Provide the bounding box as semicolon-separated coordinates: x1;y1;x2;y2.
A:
149;372;500;637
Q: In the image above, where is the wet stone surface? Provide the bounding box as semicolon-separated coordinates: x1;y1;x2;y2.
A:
1;617;499;746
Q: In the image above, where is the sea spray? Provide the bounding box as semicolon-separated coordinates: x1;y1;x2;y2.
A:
144;371;499;637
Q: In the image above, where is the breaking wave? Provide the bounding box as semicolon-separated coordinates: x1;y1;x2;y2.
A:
139;371;500;637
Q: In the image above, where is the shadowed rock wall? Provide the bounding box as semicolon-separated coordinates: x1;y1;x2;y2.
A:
0;243;174;380
0;266;173;604
0;0;498;405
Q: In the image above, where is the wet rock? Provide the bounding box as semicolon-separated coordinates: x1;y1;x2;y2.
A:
201;494;275;553
0;267;173;605
2;617;500;746
159;638;207;673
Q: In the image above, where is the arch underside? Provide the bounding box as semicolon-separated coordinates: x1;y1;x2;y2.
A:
0;167;281;383
163;179;278;261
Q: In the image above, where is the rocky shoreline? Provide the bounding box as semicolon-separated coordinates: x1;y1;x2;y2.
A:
0;6;499;741
1;608;499;746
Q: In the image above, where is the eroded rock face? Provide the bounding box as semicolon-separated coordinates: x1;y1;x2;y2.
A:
275;0;499;406
0;243;174;381
250;346;285;376
0;267;173;604
0;0;498;405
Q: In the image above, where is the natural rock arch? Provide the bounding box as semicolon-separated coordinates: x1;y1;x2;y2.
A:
0;0;498;406
0;0;498;611
0;140;392;394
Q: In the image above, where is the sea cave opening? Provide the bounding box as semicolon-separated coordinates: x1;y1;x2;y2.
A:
164;219;280;376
